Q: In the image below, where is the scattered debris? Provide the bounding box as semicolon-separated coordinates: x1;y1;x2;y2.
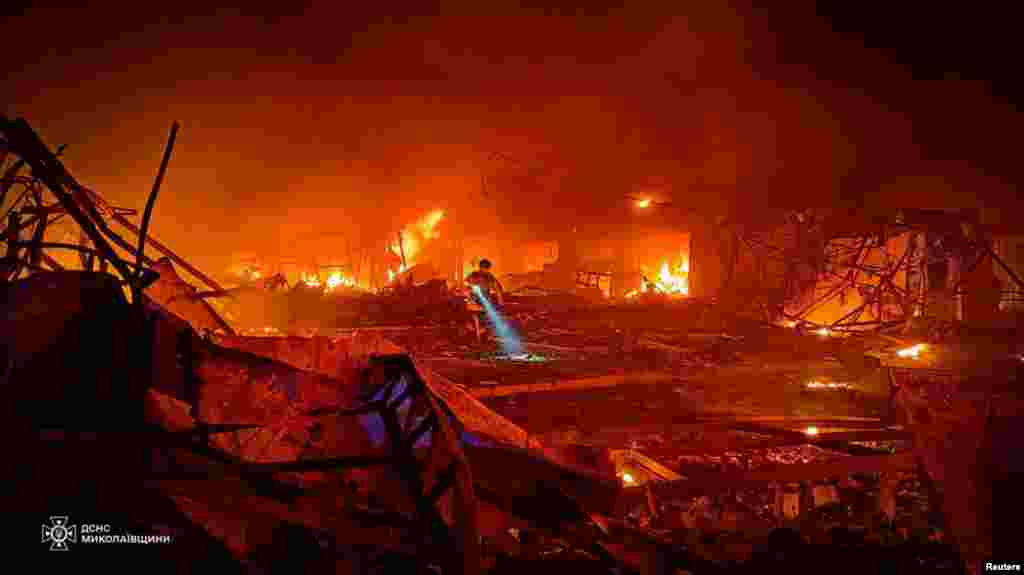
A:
5;117;1020;573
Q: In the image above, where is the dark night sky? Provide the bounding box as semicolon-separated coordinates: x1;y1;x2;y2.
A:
2;1;1020;274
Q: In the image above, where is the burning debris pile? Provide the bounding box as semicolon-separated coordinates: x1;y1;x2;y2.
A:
5;116;1022;574
301;269;361;293
213;209;461;335
714;208;1024;337
0;117;719;573
0;117;591;572
388;209;445;283
626;253;690;299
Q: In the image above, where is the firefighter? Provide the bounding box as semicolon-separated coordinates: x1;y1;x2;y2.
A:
465;259;505;342
466;259;505;304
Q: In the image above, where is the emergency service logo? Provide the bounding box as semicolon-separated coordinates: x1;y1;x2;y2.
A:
40;516;174;550
41;516;77;551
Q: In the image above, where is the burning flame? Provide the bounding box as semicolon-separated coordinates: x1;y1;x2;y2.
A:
804;426;819;436
636;198;652;209
325;270;357;292
816;327;832;337
805;380;849;390
239;266;262;281
625;253;690;298
620;472;636;485
386;262;409;284
651;254;690;296
657;260;689;294
302;270;359;293
388;209;444;283
896;343;927;359
391;209;444;265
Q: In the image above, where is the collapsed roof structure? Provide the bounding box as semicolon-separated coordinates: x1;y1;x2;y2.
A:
686;206;1024;333
0;116;672;573
4;116;1023;574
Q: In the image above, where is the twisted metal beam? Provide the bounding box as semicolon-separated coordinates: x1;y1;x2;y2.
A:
136;122;179;288
0;116;136;285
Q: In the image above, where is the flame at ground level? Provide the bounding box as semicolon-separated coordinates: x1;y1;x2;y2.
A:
302;270;361;293
656;259;689;295
387;209;444;284
386;263;409;285
896;343;927;359
325;270;357;291
626;253;689;298
230;214;443;291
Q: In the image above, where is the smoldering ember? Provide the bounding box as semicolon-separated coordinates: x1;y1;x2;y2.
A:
3;5;1023;575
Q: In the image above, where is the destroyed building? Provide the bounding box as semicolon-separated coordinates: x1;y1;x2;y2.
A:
5;111;1022;574
4;5;1024;575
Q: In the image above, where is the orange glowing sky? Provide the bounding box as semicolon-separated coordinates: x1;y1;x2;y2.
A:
3;3;1020;277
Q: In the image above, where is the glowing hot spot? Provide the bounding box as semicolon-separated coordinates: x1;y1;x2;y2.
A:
896;343;927;359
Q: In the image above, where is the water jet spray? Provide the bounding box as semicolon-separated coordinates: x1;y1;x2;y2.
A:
471;285;524;357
